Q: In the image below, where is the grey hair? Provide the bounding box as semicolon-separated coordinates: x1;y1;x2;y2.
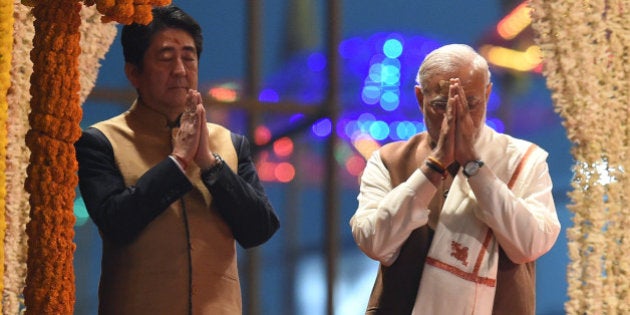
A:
415;44;491;90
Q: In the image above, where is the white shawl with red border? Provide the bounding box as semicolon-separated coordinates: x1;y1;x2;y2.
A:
412;126;541;315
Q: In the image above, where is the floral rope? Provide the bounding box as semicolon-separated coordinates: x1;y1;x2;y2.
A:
24;0;82;313
86;0;171;25
530;0;630;313
78;4;118;104
0;0;14;312
3;2;33;313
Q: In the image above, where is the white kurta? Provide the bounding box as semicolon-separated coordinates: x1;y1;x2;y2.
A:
350;126;561;314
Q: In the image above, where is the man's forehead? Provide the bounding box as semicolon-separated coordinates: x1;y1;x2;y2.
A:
434;79;471;95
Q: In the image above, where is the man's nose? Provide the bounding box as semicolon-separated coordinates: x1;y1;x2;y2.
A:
172;58;186;75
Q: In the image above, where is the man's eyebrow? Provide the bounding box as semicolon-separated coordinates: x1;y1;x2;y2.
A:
182;45;196;52
156;45;196;53
438;80;449;94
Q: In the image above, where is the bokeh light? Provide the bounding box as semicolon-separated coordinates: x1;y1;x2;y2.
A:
208;86;238;102
383;38;403;59
352;135;381;159
255;125;272;145
273;137;294;157
379;91;399;111
312;118;333;137
486;118;505;133
74;197;90;226
394;121;417;140
308;52;326;72
257;157;276;182
361;85;381;105
259;88;280;102
368;120;390;140
275;162;296;183
345;154;367;177
248;31;506;183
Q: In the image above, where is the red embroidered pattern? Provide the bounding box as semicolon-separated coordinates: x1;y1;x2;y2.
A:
424;144;538;288
450;241;469;266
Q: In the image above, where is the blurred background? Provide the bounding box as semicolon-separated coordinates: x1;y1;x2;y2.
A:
73;0;572;314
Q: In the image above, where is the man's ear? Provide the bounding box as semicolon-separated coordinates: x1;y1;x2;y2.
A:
125;63;140;88
415;85;425;111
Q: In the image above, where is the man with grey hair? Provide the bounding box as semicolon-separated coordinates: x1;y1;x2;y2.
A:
350;44;560;314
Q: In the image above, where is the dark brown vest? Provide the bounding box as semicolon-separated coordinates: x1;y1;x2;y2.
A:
365;133;536;315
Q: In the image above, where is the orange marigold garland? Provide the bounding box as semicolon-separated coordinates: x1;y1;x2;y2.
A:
86;0;171;24
0;0;14;312
24;0;81;313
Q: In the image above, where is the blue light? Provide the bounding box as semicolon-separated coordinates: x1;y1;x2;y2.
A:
361;85;381;105
308;52;326;72
74;196;89;226
487;91;501;112
486;118;505;133
396;121;418;140
380;91;399;111
290;113;305;123
344;120;360;139
338;37;363;59
381;65;401;86
415;121;426;132
336;118;351;138
357;113;376;132
383;39;403;59
259;88;279;102
368;63;382;82
312;118;332;137
369;120;390;141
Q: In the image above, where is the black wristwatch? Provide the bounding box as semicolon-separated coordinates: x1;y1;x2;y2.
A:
202;153;224;183
463;160;484;178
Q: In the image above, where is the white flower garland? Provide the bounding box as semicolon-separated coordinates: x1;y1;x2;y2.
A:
78;4;117;104
4;2;33;314
530;0;630;313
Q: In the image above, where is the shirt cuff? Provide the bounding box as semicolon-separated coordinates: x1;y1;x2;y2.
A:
169;155;186;173
406;168;438;207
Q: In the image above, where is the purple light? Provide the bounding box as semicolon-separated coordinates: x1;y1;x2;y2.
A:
486;118;505;133
312;118;333;137
308;52;326;72
290;113;305;124
259;88;279;103
344;120;360;139
361;85;380;105
487;91;501;112
368;63;383;82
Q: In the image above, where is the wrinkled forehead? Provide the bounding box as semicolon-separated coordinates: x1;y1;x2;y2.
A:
429;68;487;96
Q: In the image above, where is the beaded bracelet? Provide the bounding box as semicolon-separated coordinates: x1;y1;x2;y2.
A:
425;159;446;179
426;156;446;171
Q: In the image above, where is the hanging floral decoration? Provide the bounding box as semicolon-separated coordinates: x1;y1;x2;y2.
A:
78;3;118;104
0;0;14;312
23;0;82;313
3;2;33;313
19;0;168;312
85;0;171;25
529;0;630;314
6;1;116;313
